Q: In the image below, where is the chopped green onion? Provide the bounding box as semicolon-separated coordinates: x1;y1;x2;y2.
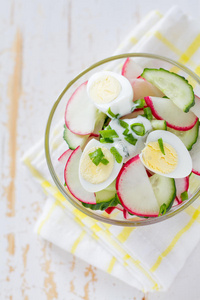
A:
158;138;165;155
101;158;109;165
123;128;129;136
89;148;109;166
124;133;138;145
118;119;129;128
107;107;120;119
158;203;167;216
181;191;188;201
99;129;119;139
130;123;146;136
131;99;145;112
64;182;67;187
110;147;123;163
100;137;114;143
144;107;153;120
103;116;111;128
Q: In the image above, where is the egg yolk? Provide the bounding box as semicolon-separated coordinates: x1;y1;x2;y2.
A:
80;146;114;184
142;141;178;174
89;75;121;104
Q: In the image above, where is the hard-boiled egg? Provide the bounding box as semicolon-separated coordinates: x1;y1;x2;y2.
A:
139;130;192;178
79;139;123;192
87;71;133;117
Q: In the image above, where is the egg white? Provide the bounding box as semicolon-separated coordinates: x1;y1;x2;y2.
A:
87;71;133;117
139;130;192;178
79;139;123;192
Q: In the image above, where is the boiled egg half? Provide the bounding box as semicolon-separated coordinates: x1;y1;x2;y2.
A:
87;71;133;117
139;130;192;178
79;139;123;192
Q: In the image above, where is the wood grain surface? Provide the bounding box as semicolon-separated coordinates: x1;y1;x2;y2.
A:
1;1;200;299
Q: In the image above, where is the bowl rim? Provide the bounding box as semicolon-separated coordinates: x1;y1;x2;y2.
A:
45;52;200;226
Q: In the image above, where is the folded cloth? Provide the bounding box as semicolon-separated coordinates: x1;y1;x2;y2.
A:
22;6;200;292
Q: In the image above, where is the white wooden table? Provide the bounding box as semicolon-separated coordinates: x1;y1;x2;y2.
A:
1;1;200;299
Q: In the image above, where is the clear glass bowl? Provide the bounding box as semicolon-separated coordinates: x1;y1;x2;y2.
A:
45;53;200;226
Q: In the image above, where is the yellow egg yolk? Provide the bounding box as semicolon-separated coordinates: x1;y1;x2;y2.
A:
89;75;121;104
80;146;114;184
142;141;178;174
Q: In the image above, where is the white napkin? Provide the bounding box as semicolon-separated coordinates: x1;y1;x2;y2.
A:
22;6;200;292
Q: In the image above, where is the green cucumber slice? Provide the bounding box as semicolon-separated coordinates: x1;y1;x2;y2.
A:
150;174;176;213
63;125;88;150
95;180;116;203
141;68;195;112
167;119;199;150
151;120;167;130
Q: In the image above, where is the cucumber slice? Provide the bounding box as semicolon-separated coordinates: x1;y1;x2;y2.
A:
151;120;167;130
167;119;199;150
63;124;89;150
95;180;116;203
150;174;176;212
141;68;195;112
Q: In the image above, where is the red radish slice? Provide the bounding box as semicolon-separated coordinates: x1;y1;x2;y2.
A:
116;155;159;217
190;95;200;119
105;204;123;215
105;207;115;214
64;146;96;204
172;197;181;207
144;96;198;131
121;109;144;120
121;58;143;82
65;82;99;136
190;128;200;176
58;149;73;165
175;176;189;202
132;78;164;101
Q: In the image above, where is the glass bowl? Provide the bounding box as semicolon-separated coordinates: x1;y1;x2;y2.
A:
45;53;200;226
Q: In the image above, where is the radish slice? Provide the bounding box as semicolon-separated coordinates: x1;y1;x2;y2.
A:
121;58;143;82
64;146;96;204
120;109;144;120
132;77;164;101
172;197;181;207
58;149;73;165
145;96;198;131
190;128;200;176
65;82;99;136
116;155;159;217
105;204;123;215
190;95;200;119
175;176;189;202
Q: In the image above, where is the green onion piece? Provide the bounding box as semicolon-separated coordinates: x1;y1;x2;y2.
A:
130;123;146;136
110;147;123;163
104;124;112;130
158;138;165;155
64;182;67;187
99;129;119;139
181;191;188;201
89;148;109;166
158;203;167;216
100;137;114;143
118;119;129;128
123;128;129;136
103;116;111;128
144;107;153;120
101;158;109;165
131;99;145;112
107;107;120;119
124;133;138;145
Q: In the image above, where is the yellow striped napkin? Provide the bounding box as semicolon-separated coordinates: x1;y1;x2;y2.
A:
22;6;200;292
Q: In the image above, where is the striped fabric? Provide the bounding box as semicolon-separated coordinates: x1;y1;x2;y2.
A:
22;6;200;292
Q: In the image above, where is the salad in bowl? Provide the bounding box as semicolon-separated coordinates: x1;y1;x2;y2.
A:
45;53;200;226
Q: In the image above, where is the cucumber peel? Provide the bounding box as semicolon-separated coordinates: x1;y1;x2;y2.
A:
141;68;195;112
